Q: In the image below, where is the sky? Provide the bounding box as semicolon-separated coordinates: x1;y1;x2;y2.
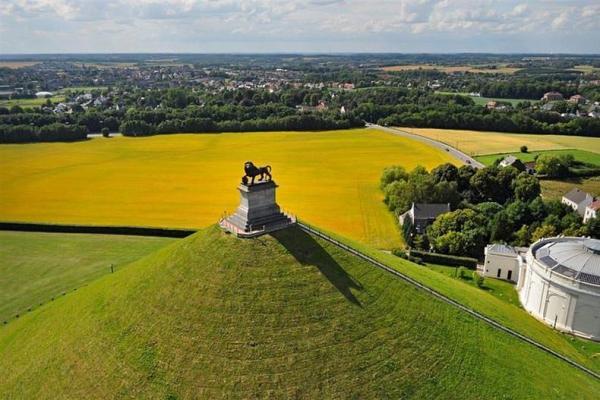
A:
1;0;599;54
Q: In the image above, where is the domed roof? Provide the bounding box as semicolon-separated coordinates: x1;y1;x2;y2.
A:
534;238;600;285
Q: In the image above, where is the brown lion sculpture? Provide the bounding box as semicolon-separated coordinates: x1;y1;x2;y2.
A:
243;161;272;185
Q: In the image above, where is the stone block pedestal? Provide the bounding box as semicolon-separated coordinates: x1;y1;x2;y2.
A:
220;180;294;237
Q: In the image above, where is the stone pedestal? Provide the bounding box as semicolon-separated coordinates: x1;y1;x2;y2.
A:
220;180;294;237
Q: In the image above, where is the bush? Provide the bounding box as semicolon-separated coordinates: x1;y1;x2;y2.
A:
520;145;528;153
101;127;110;137
409;250;478;269
391;248;424;265
473;271;484;287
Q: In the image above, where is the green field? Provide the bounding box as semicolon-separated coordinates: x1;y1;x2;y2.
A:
0;128;458;249
1;225;598;398
436;91;538;106
0;231;175;322
0;95;66;108
475;149;600;166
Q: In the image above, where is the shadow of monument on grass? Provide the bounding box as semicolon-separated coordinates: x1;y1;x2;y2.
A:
271;227;363;307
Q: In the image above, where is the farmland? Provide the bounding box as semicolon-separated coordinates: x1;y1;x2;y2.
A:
400;127;600;156
382;64;521;74
1;225;598;398
540;177;600;200
475;149;600;167
0;128;457;249
0;231;174;322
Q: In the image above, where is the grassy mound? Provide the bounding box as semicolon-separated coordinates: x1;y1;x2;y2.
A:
1;225;598;398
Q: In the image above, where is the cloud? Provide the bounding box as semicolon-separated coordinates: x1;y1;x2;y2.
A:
0;0;598;53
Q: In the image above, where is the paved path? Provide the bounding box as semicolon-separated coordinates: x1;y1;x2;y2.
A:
87;132;122;138
368;123;485;169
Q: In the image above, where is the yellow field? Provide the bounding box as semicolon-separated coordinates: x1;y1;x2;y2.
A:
0;129;458;249
381;64;521;74
0;61;39;69
400;127;600;156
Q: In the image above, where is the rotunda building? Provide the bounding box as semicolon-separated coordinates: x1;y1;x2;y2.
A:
517;237;600;341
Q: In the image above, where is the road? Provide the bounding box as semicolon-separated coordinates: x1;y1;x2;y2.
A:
87;132;122;138
367;123;485;169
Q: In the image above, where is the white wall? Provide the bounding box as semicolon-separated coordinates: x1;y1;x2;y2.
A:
483;252;520;282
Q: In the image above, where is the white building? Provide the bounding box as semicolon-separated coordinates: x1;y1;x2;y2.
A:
483;244;526;283
562;188;594;217
584;200;600;223
517;237;600;341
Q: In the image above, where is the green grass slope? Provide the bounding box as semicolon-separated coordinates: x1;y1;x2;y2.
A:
1;225;598;398
0;231;175;322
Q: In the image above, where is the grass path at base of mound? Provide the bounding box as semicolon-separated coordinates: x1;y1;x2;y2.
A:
400;127;600;156
476;149;600;166
0;128;457;249
0;231;175;322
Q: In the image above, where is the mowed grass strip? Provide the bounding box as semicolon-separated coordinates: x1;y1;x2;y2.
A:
0;231;175;321
0;225;598;398
476;149;600;166
0;128;457;249
400;127;600;156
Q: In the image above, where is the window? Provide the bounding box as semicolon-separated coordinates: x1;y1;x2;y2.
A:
497;269;502;278
507;270;512;281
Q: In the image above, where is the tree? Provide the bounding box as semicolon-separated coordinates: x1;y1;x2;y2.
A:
513;173;540;202
428;209;488;257
586;217;600;238
473;271;484;288
520;145;528;153
531;224;556;242
431;163;458;183
536;154;569;178
513;225;531;246
380;166;408;189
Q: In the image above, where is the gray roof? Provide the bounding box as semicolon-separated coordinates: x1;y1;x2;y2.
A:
487;243;518;256
500;155;518;165
563;188;593;204
412;203;451;220
534;238;600;286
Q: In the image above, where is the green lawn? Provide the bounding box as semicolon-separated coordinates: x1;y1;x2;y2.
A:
308;224;600;373
1;225;598;398
0;95;66;108
476;149;600;166
425;263;520;307
0;231;175;322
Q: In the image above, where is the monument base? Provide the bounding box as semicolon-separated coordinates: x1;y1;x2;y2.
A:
220;180;295;238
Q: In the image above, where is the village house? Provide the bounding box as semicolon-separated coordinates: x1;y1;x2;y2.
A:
584;200;600;223
541;91;564;101
569;94;586;104
498;155;526;172
483;243;526;283
399;203;451;234
562;188;595;217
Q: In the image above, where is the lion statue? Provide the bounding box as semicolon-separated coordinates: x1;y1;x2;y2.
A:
242;161;272;185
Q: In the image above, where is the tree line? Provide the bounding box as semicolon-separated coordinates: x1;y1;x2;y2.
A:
381;163;598;258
